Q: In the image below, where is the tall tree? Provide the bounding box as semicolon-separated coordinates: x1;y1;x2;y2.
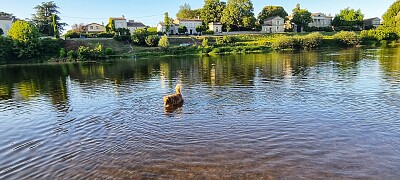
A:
176;3;198;19
164;12;171;35
31;1;66;36
332;8;364;28
381;0;400;36
52;14;59;38
291;4;312;32
106;18;115;33
201;0;226;25
221;0;256;31
257;6;288;24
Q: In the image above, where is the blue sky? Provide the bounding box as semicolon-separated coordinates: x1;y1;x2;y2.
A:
0;0;395;31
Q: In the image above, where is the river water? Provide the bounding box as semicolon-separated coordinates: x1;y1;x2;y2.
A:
0;47;399;179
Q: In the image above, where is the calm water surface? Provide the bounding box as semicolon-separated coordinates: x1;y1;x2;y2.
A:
0;47;399;179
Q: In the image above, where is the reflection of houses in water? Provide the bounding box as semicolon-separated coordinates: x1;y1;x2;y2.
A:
159;61;171;91
283;58;293;79
210;64;216;86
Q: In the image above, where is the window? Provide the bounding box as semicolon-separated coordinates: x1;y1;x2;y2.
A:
90;26;93;29
96;26;99;29
277;21;279;25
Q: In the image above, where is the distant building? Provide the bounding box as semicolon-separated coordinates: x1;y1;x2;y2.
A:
0;16;15;36
308;13;333;28
85;23;105;34
363;17;381;29
110;16;127;29
127;20;146;34
261;16;285;33
208;22;222;33
173;18;203;35
157;22;177;35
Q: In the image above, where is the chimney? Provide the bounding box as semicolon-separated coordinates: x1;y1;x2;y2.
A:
122;15;125;19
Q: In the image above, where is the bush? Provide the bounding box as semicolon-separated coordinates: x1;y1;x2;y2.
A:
64;31;79;38
132;28;157;46
301;32;324;49
333;31;360;47
105;48;114;55
39;38;62;56
113;34;131;42
97;32;114;38
77;46;91;60
360;29;398;41
202;38;209;47
271;35;295;50
203;30;214;35
59;48;66;58
0;36;16;63
145;34;159;47
67;50;76;60
158;35;169;50
216;36;238;45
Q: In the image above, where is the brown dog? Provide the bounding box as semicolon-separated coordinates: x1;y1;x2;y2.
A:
163;84;183;108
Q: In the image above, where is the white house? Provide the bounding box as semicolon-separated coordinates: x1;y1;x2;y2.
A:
127;20;146;34
0;16;14;36
208;22;222;33
363;17;381;29
173;18;203;34
110;16;127;29
262;16;285;33
308;13;333;28
157;22;178;35
85;23;105;34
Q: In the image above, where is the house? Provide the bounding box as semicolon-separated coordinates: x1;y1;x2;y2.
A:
308;13;333;28
363;17;381;29
0;16;14;36
208;22;222;33
127;20;146;34
85;23;105;34
110;16;127;29
157;22;178;35
261;16;285;33
173;18;203;34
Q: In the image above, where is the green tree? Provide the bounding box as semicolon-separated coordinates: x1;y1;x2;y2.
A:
178;26;188;34
8;20;39;43
381;0;400;36
332;8;364;29
145;34;159;47
32;1;66;36
257;6;288;24
164;12;171;35
291;4;312;32
176;3;197;19
196;24;205;35
106;18;115;33
52;14;59;38
158;35;170;50
201;0;226;25
0;36;16;63
221;0;256;31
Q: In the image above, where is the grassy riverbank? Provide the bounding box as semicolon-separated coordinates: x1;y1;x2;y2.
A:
46;32;400;62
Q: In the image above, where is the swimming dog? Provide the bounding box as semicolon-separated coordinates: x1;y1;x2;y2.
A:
163;84;183;108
